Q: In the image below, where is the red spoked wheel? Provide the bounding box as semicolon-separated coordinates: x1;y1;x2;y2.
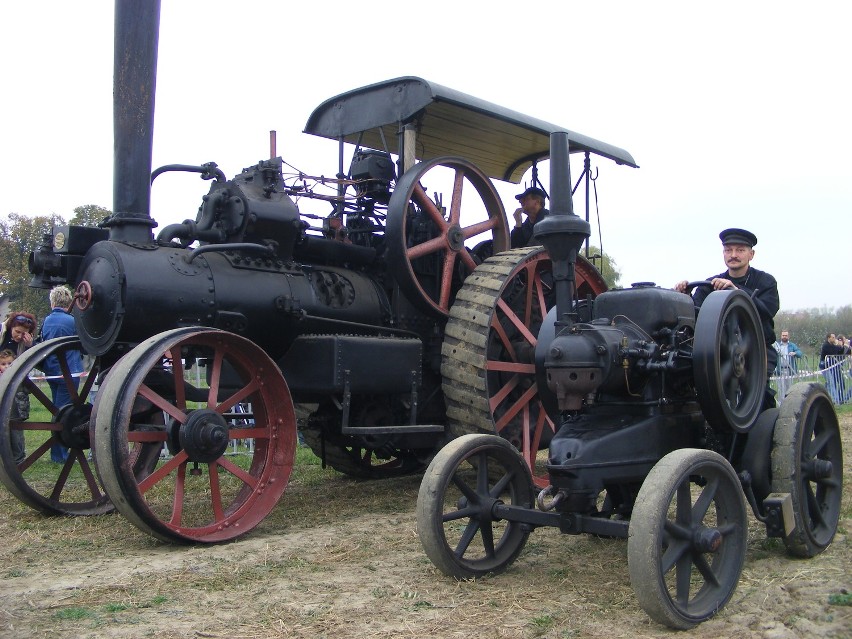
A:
0;337;130;515
386;157;510;317
441;247;608;488
92;328;295;543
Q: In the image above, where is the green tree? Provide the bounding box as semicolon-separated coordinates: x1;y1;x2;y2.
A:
0;213;66;322
581;245;622;289
70;204;111;227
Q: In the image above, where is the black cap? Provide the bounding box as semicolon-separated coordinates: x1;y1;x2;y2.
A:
515;186;547;201
719;228;757;247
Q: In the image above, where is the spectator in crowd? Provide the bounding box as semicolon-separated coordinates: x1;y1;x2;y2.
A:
510;186;549;248
675;228;779;409
773;330;803;399
0;312;37;355
41;286;83;463
838;335;851;355
819;333;844;404
0;349;29;466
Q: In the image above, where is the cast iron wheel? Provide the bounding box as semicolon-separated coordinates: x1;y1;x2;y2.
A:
628;448;747;629
441;247;607;488
386;157;510;317
417;434;534;579
0;337;120;515
692;289;765;433
770;382;842;557
93;328;296;543
301;424;426;479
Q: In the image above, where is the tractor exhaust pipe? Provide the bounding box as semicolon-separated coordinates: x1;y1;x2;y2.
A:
104;0;161;243
533;132;591;325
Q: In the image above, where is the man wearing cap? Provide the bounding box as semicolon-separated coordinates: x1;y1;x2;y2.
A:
676;228;780;406
510;186;549;248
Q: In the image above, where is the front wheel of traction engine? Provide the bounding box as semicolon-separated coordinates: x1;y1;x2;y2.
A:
417;433;534;579
93;328;296;543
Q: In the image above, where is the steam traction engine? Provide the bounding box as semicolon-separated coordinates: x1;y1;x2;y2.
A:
0;3;627;544
415;133;843;628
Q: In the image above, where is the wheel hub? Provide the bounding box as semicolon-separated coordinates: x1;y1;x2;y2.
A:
447;224;465;252
56;403;93;450
807;458;834;480
178;409;230;463
732;347;745;378
692;527;723;553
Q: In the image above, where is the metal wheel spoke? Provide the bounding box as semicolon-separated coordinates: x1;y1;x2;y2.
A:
675;554;693;606
216;456;259;487
454;519;481;556
487;374;521;412
438;250;459;310
447;168;465;225
170;355;186;411
49;455;76;500
169;462;187;526
493;385;538;432
489;468;516;498
77;452;106;501
207;349;225;407
442;505;477;522
805;482;826;528
675;482;693;525
138;383;187;424
406;235;448;260
461;217;499;240
480;521;496;558
488;316;518;360
809;428;833;457
138;450;189;493
214;378;260;415
692;476;719;521
496;298;538;345
692;552;720;586
57;355;80;404
412;184;450;230
475;451;490;494
24;378;58;416
660;539;690;574
451;471;480;505
208;462;225;521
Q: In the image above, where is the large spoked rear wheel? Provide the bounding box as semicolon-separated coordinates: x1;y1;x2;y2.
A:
93;328;296;543
693;290;766;433
442;247;607;487
628;448;747;629
771;382;842;557
0;337;120;515
417;434;534;579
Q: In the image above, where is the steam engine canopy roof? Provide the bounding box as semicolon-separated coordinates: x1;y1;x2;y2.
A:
304;76;638;184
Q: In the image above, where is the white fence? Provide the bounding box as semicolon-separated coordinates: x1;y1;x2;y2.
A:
770;355;851;406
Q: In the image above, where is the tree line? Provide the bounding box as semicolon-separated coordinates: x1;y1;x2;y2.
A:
775;306;852;357
0;205;109;322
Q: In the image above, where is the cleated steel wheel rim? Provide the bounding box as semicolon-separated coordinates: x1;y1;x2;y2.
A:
441;246;607;487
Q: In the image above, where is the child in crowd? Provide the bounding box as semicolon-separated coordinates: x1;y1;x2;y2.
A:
0;349;29;465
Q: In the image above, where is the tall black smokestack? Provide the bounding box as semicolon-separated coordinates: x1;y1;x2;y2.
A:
106;0;161;242
533;132;591;324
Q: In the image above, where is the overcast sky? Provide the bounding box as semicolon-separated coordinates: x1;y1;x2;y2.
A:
2;1;850;312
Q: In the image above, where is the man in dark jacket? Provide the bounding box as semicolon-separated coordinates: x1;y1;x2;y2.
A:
676;228;780;408
510;186;549;248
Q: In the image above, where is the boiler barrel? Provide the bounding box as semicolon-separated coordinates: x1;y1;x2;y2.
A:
73;241;388;357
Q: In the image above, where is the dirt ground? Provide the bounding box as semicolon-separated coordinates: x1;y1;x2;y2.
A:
1;414;850;639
